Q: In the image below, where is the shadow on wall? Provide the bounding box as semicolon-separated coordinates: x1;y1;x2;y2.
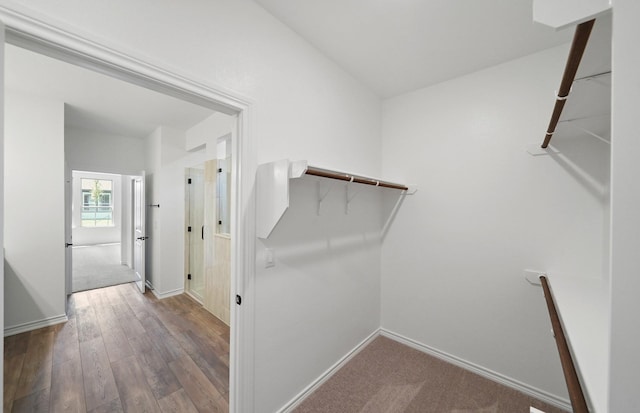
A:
548;126;610;203
4;259;48;330
262;177;406;269
381;187;407;241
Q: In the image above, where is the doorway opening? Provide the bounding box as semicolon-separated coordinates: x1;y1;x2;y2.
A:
70;171;143;293
185;134;232;325
3;16;253;411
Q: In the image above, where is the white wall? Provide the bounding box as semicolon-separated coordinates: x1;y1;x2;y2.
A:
65;126;146;176
0;0;380;410
145;125;209;296
4;91;66;330
1;0;381;175
144;127;161;289
380;44;610;403
255;177;384;411
185;112;234;158
71;171;122;246
608;1;640;411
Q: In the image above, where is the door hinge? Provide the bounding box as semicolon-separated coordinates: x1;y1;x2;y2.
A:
187;226;192;232
236;295;242;305
188;178;192;184
187;273;192;280
218;168;222;173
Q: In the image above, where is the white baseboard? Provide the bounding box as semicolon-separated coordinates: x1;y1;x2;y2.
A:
278;328;381;413
380;328;571;412
4;314;69;337
151;287;184;299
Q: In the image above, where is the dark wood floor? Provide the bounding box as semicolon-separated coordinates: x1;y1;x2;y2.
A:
3;283;230;413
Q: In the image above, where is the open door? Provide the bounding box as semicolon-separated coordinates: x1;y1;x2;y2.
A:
64;162;72;299
133;173;146;293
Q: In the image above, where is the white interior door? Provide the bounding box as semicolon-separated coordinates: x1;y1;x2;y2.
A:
133;173;146;293
64;162;72;297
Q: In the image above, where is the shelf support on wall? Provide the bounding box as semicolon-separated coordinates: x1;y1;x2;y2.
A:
317;180;333;216
345;180;363;215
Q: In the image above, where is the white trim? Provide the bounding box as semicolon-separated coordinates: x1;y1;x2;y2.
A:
0;6;249;115
0;7;256;412
4;314;68;337
380;328;572;412
278;329;381;413
151;287;185;300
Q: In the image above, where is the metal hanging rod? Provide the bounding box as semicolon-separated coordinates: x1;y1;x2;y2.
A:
542;19;596;149
305;166;408;191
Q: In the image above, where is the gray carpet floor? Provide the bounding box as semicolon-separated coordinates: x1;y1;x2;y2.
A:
72;243;138;292
294;336;568;413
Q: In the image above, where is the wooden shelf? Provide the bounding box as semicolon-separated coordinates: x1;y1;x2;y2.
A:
546;275;609;413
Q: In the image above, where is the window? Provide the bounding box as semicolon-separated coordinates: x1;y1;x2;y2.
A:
81;178;114;227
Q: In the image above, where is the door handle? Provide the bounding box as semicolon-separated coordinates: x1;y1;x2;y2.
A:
65;243;73;248
201;226;204;240
136;236;149;241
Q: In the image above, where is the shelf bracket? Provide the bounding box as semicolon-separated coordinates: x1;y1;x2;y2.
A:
345;179;363;214
317;180;334;216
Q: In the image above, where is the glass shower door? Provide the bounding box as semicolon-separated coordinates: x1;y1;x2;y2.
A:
187;167;205;301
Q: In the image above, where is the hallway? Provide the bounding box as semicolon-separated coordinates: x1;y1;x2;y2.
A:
3;283;229;412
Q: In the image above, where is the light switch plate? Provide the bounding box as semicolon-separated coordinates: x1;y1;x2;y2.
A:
265;248;275;268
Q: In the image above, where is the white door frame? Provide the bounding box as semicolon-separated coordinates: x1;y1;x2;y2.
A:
0;8;256;412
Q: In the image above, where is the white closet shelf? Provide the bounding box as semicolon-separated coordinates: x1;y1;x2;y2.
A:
545;275;610;413
256;159;414;239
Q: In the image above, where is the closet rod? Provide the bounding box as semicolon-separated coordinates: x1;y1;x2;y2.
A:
305;166;408;191
541;19;596;149
540;276;589;413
